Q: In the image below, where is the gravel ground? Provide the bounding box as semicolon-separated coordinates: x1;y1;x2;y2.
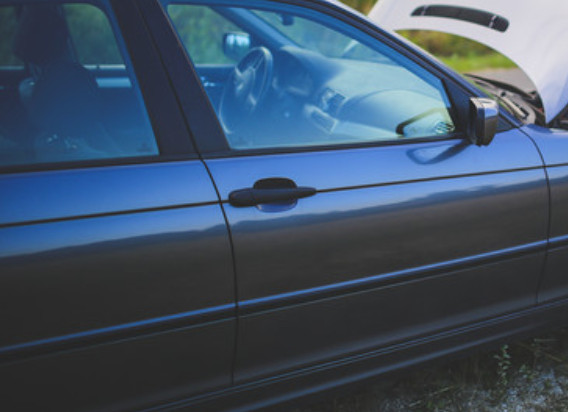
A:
290;329;568;412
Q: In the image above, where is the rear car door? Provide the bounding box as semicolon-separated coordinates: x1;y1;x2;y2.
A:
0;1;234;410
158;0;548;384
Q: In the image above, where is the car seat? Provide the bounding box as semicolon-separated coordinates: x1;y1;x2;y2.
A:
13;4;120;162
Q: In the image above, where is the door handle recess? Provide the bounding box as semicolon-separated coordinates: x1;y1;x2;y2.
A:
228;178;316;207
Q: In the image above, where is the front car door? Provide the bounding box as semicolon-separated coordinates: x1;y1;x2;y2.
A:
0;1;234;410
159;0;548;386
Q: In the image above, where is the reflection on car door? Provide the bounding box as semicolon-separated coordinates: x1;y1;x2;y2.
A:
207;130;547;382
0;164;236;411
0;0;235;410
153;0;549;388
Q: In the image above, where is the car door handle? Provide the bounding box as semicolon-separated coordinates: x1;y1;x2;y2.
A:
228;178;316;207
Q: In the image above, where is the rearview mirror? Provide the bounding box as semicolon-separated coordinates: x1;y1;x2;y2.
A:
223;32;251;61
468;97;499;146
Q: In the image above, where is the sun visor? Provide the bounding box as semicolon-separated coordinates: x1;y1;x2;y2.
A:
368;0;568;123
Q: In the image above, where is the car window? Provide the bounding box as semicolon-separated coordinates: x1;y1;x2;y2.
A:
65;4;124;66
166;2;456;151
0;2;159;168
168;5;242;65
252;10;363;59
0;7;22;68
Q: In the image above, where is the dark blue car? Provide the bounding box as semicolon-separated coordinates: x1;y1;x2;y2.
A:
1;0;567;410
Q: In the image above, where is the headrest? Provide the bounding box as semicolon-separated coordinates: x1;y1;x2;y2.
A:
13;5;68;65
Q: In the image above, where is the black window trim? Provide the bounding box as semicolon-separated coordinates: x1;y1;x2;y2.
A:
0;154;199;175
112;0;196;155
137;0;229;154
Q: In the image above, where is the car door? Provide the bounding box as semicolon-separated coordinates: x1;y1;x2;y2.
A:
521;126;568;304
155;0;548;384
0;1;234;410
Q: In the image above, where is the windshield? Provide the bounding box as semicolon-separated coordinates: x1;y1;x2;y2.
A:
465;74;541;125
252;10;394;63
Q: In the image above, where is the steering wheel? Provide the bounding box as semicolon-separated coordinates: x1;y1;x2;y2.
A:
219;47;274;134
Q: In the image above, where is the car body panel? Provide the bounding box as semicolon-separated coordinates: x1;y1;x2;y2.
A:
235;253;543;382
2;320;235;411
368;0;568;123
0;4;235;400
158;297;568;412
2;0;568;410
208;130;543;198
206;127;548;382
0;161;236;408
0;0;239;408
0;161;218;225
519;125;568;303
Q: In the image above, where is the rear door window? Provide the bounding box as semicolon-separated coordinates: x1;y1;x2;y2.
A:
0;7;22;67
0;2;158;168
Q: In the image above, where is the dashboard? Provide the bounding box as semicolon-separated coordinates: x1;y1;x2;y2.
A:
200;45;456;149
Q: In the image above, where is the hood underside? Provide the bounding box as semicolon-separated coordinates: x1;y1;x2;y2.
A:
368;0;568;123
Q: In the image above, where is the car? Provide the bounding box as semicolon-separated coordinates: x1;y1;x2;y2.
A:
1;0;568;411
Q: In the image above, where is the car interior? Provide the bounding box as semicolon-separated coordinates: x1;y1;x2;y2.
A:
0;4;158;167
169;5;458;150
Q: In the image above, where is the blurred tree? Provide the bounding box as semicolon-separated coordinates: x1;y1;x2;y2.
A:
0;7;21;66
339;0;514;71
400;30;496;57
341;0;376;14
0;0;511;72
64;4;123;65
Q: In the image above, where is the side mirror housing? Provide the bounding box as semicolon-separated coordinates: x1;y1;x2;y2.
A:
468;97;499;146
223;32;251;61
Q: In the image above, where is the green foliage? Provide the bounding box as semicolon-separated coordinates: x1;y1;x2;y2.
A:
339;0;516;73
405;35;516;73
0;7;22;66
399;30;494;57
398;30;516;72
64;4;123;65
494;344;512;389
0;0;515;74
340;0;376;14
295;331;568;411
440;53;516;73
0;4;123;67
254;10;353;57
168;5;240;64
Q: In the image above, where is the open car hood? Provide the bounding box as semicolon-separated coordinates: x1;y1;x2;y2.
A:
368;0;568;123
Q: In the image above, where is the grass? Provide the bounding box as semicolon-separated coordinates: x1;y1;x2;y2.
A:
289;329;568;412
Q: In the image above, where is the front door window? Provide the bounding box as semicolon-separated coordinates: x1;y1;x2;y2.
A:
166;2;456;150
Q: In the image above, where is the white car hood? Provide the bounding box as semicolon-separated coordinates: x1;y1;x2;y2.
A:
368;0;568;123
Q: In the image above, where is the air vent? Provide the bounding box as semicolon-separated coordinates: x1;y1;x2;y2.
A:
412;5;509;33
433;121;455;135
311;110;336;132
328;93;346;116
319;89;345;116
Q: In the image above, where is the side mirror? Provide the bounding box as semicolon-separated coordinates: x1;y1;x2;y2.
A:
223;32;251;61
468;97;499;146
